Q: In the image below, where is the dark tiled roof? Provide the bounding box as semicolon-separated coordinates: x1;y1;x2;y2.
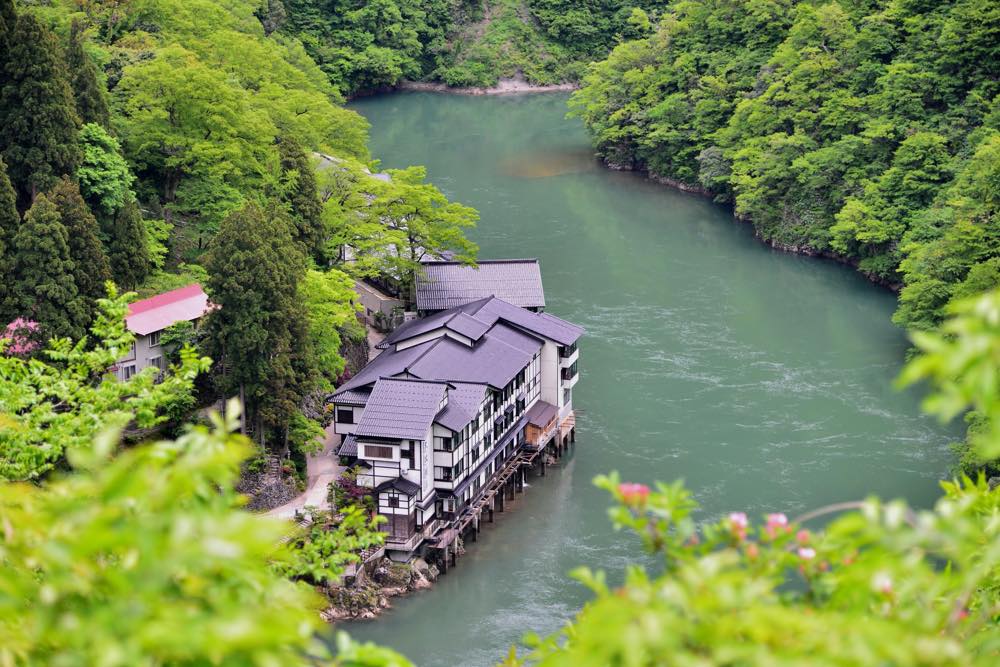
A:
415;259;546;311
407;323;541;389
332;342;430;395
376;477;421;495
355;378;449;440
378;297;490;349
471;298;584;346
332;388;370;405
338;435;358;457
435;382;487;431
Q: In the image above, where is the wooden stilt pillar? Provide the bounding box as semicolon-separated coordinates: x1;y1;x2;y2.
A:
498;491;505;512
571;427;576;443
441;547;449;574
451;548;457;567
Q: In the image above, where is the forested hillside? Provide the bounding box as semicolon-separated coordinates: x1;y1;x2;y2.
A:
0;0;477;481
569;0;1000;335
274;0;670;94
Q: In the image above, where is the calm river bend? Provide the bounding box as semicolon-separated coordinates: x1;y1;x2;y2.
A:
344;91;960;666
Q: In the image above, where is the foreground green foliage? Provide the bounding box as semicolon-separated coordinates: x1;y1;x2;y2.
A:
571;0;1000;332
0;290;207;481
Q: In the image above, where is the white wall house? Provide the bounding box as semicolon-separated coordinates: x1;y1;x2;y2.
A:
114;284;211;381
330;292;582;559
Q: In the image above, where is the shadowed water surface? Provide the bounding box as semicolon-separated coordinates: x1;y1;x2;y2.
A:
343;91;959;666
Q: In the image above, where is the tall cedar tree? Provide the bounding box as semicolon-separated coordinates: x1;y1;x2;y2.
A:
0;0;13;52
0;158;18;313
0;12;81;207
66;20;111;128
48;177;112;320
5;194;86;340
105;199;152;290
277;135;325;264
204;202;316;446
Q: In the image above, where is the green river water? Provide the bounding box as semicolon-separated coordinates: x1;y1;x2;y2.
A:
344;91;960;666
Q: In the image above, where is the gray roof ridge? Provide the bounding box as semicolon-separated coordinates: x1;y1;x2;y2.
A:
403;336;447;375
375;375;456;389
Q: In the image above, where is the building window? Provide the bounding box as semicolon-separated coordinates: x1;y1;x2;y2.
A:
434;436;454;452
149;330;161;347
122;364;137;380
387;495;400;508
401;444;414;470
148;356;164;371
336;407;354;424
434;466;453;482
363;444;393;459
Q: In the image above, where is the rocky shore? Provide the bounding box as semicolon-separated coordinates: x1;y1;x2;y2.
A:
322;556;445;622
397;75;578;96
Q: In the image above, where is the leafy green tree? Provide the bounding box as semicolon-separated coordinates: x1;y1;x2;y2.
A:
106;198;152;290
301;268;362;389
278;134;326;262
370;166;478;297
203;201;315;446
0;289;207;481
66;19;111;128
0;11;81;205
48;177;112;321
0;158;17;310
77;122;135;218
2;194;86;340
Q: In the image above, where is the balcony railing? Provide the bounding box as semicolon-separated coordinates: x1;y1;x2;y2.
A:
561;362;578;382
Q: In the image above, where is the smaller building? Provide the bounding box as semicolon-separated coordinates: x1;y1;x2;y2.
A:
414;259;546;314
115;284;210;381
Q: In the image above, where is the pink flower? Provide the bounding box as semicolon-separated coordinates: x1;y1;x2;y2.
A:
728;512;749;540
872;573;893;596
2;318;40;357
796;529;811;544
618;483;650;506
765;512;790;538
745;542;759;560
798;547;816;560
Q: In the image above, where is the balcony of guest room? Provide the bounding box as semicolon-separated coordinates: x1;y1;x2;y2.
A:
559;341;579;367
560;360;579;388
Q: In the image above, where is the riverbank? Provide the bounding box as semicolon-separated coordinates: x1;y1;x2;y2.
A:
395;75;578;96
604;159;903;293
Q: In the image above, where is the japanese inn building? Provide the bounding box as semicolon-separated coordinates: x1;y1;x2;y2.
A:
330;259;582;561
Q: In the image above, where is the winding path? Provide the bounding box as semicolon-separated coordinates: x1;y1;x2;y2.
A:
265;427;342;520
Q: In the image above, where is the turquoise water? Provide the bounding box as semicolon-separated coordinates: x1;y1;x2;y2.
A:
343;91;959;666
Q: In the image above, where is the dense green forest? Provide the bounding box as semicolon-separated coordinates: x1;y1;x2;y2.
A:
569;0;1000;473
0;0;477;478
274;0;670;93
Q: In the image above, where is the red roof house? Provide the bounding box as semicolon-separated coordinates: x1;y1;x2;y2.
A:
126;284;211;335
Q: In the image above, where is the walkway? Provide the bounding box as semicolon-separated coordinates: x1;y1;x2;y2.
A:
265;426;342;520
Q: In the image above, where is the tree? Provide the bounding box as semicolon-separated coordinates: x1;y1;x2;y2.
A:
3;194;86;340
0;290;207;481
0;158;17;310
278;135;325;263
203;202;315;446
0;12;81;206
66;19;111;128
106;199;152;290
301;268;361;390
76;123;136;218
48;177;112;318
370;166;478;297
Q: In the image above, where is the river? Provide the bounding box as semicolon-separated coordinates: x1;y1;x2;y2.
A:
343;91;960;666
